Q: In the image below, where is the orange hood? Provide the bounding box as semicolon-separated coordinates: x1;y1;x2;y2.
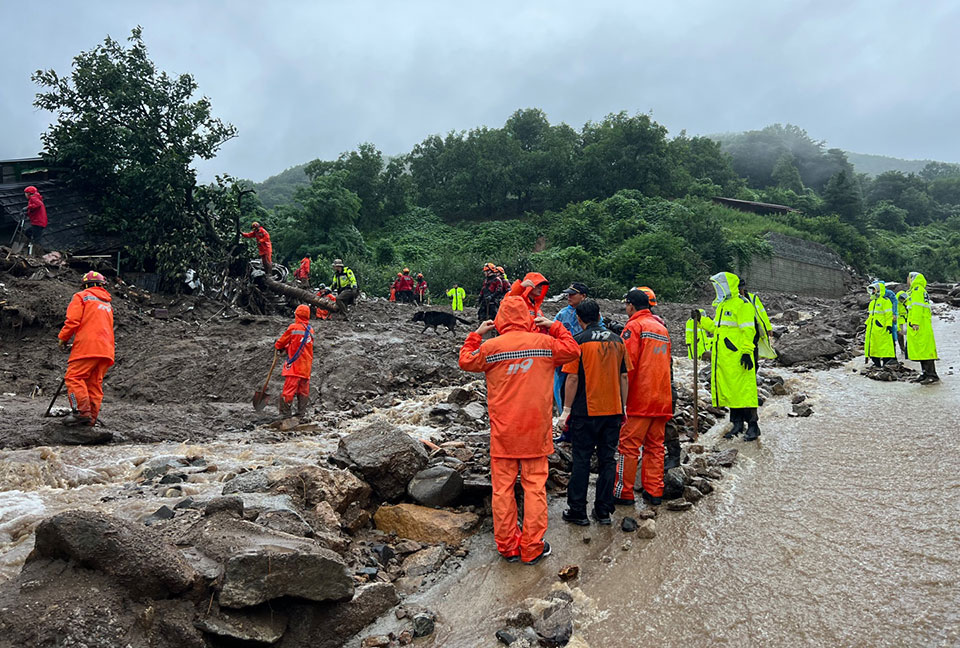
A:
510;272;549;312
295;304;311;321
494;296;534;334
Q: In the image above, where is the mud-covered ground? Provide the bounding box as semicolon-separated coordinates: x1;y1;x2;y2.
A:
3;258;945;648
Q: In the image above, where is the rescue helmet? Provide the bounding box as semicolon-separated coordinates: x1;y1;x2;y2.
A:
637;286;658;307
397;272;402;277
81;271;107;286
403;267;410;274
417;273;423;279
496;266;504;273
332;258;344;267
317;283;326;290
24;186;38;195
251;221;260;229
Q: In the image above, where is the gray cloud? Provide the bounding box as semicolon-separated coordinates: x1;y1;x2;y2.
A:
2;0;958;182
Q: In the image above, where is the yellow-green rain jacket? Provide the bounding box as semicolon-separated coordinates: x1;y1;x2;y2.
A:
331;267;358;292
697;272;758;408
446;286;466;311
685;312;710;359
746;291;777;359
906;273;938;360
864;281;895;359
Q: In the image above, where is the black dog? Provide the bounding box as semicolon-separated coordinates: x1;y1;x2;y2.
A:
412;310;473;334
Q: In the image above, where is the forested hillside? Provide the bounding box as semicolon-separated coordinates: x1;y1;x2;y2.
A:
251;113;960;299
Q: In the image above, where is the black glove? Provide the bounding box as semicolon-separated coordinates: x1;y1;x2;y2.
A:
740;353;754;371
887;326;893;333
724;337;738;352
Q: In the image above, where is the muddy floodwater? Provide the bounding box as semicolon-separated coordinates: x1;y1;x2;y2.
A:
382;314;960;647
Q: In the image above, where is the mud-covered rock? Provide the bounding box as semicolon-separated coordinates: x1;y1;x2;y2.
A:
278;583;399;648
338;422;429;501
636;519;657;539
272;465;371;514
30;510;196;599
220;546;353;607
256;507;315;537
401;545;446;577
776;333;844;366
663;467;687;500
407;465;464;507
195;605;289;643
222;468;273;494
44;425;114;445
373;503;479;545
412;611;437;637
535;600;573;646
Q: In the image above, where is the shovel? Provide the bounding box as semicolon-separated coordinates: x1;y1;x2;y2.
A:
692;318;700;442
43;378;66;417
253;349;280;411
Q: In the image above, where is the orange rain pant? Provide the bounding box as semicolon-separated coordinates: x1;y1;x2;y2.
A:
65;357;112;422
281;376;310;404
490;456;549;562
613;416;667;500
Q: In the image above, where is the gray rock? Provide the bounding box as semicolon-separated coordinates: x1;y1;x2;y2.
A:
664;467;687;500
683;485;704;503
139;455;189;480
222;469;272;495
636;519;657;539
460;401;486;421
277;583;399;648
220;547;353;607
666;499;693;512
776;334;844;366
143;505;175;526
792;403;814;417
204;496;244;517
710;448;739;468
446;387;476;405
407;465;464;507
401;545;446;577
256;508;315;537
412;611;436;637
195;605;288;643
429;403;459;418
535;601;573;646
338;422;429;501
45;426;114;446
689;477;713;495
271;465;371;514
30;510;196;599
620;517;638;532
496;628;519;645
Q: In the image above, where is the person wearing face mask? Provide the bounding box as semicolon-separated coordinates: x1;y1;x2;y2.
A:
691;272;760;441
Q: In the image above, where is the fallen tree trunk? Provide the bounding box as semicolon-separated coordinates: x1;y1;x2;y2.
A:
260;276;348;319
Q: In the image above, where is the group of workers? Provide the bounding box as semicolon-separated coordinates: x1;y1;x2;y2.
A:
864;273;940;383
390;269;429;304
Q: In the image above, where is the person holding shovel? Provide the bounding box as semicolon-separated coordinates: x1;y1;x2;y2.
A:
274;305;314;418
57;271;115;426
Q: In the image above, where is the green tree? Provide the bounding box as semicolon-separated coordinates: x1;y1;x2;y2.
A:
869;200;908;232
33;27;236;277
929;176;960;206
771;153;804;193
823;170;866;231
919;161;960;181
272;172;365;262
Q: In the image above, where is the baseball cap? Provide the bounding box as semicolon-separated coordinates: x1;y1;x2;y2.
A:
623;289;650;309
561;282;589;296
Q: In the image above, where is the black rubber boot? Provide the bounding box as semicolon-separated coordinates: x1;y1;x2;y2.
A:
279;399;293;418
724;421;744;439
296;394;310;418
744;422;760;441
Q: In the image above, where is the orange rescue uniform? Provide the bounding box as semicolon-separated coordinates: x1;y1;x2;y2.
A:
275;305;314;403
58;286;115;423
242;226;272;267
459;296;580;561
614;308;673;500
508;271;549;330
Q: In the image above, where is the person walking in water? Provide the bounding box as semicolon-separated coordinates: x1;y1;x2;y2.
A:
458;295;579;565
692;272;761;441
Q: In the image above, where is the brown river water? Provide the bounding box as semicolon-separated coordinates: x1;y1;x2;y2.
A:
0;315;957;647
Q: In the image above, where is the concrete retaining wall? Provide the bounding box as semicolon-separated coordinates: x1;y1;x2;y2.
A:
740;233;847;298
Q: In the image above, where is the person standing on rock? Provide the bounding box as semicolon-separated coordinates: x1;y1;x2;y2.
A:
905;272;939;384
613;289;672;507
692;272;760;441
458;295;580;565
241;222;272;273
559;299;630;525
446;283;465;312
57;271;115;427
331;259;358;307
23;185;47;250
274;305;314;418
864;281;897;368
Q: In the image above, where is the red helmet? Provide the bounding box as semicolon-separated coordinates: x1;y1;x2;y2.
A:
417;273;423;279
81;271;106;286
24;186;38;195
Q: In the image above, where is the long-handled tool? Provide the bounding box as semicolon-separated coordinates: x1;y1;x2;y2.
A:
43;379;66;417
692;316;700;442
253;349;280;411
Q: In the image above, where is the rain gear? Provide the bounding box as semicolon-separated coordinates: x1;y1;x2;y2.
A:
26;188;48;227
697;272;758;409
59;285;115;423
331;266;357;292
446;286;465;311
275;305;314;379
906;273;938;361
294;257;311;281
508;272;549;330
745;292;777;359
458;296;580;562
241;225;272;264
864;282;896;360
685;313;710;360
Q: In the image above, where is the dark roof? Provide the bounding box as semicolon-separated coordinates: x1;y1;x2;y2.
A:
712;196;800;214
0;180;122;254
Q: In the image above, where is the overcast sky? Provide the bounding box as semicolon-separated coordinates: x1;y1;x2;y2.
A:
2;1;958;182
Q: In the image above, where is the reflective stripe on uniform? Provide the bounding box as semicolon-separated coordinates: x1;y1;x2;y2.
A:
486;349;553;364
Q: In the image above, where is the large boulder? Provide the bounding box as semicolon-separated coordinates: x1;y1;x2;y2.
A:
407;465;464;507
271;465;371;514
30;510;196;599
195;605;289;644
337;422;429;501
776;333;844;366
278;583;399;648
373;503;478;545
